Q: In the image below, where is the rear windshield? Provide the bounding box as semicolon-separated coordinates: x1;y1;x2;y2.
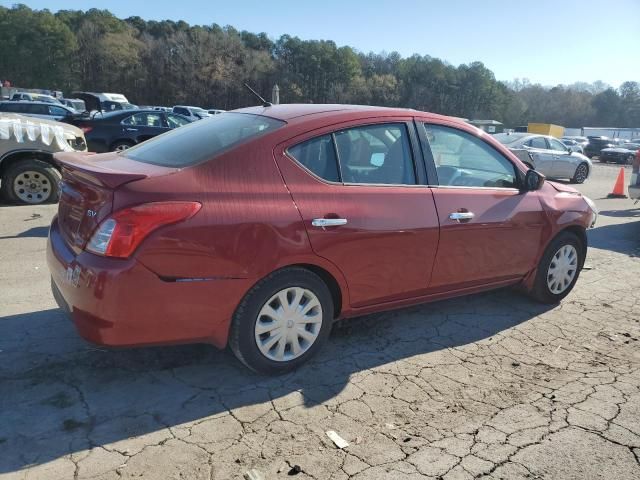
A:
124;113;285;167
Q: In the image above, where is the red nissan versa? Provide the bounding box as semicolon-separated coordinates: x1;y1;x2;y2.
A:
47;105;598;373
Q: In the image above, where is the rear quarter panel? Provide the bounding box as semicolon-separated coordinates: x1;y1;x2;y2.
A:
122;137;349;301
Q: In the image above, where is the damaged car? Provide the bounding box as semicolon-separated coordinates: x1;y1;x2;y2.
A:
0;113;87;204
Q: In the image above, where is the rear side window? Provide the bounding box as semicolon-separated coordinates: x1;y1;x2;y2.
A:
335;124;415;185
287;123;416;185
122;112;163;127
124;113;284;167
48;106;68;116
526;137;547;149
287;135;340;182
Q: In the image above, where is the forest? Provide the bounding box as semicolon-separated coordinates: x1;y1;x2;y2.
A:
1;4;639;128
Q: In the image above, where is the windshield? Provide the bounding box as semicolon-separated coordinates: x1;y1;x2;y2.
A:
124;112;284;167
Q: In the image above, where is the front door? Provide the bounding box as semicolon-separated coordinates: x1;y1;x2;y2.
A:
420;123;545;291
547;137;578;178
275;120;440;308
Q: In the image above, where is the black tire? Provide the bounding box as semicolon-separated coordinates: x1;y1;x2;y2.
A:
110;140;135;152
571;163;589;184
528;231;584;304
229;267;334;374
0;159;61;205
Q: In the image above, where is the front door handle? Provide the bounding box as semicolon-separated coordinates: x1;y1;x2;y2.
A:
449;212;475;222
312;218;348;227
125;128;138;132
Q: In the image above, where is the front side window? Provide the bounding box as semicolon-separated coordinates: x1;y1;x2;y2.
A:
335;123;416;185
548;138;568;152
166;114;190;128
423;124;517;189
124;113;284;167
526;137;548;149
27;104;49;114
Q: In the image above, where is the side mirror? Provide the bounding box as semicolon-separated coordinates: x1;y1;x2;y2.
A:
524;169;545;191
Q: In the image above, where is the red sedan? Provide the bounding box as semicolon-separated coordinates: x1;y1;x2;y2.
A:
47;105;598;373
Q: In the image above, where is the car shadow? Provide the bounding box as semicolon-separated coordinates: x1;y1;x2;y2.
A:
0;289;552;474
587;219;640;256
0;225;49;239
598;208;640;218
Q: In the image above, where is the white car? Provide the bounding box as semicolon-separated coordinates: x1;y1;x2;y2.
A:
172;105;210;120
493;133;592;184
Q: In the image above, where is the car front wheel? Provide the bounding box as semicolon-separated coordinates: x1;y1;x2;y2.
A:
571;163;589;184
229;267;334;374
528;232;584;304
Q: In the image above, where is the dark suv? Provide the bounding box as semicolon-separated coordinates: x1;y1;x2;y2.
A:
584;137;619;158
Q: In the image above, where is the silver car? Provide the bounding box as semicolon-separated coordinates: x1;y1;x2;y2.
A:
494;133;592;184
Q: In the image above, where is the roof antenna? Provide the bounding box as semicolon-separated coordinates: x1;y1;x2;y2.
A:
244;83;272;107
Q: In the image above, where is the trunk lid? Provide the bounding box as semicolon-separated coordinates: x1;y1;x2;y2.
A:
54;151;177;251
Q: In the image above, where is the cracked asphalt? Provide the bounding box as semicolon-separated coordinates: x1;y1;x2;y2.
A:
1;163;639;480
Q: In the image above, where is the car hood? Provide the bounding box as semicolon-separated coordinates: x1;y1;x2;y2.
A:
0;113;85;153
547;180;582;195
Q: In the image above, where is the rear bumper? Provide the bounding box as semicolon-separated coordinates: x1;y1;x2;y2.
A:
46;217;251;348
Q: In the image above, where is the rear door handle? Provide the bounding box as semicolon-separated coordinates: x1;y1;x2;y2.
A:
125;128;138;132
449;212;475;222
312;218;348;227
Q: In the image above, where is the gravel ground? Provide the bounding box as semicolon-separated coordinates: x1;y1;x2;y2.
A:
1;163;639;480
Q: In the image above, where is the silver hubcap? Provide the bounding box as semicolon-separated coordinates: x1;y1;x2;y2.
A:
115;144;130;152
255;287;323;362
547;244;578;294
13;171;51;204
575;165;587;181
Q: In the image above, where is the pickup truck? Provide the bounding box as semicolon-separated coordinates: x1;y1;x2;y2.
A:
0;113;87;204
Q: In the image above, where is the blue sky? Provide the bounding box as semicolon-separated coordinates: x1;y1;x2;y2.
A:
4;0;640;87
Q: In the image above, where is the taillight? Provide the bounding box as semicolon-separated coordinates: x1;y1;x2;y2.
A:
86;202;201;258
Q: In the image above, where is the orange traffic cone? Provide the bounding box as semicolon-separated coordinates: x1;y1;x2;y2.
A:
607;167;628;198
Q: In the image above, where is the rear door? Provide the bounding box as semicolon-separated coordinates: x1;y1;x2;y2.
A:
419;122;545;291
275;119;440;308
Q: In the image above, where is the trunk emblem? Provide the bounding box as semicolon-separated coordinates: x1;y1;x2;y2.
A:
87;210;97;217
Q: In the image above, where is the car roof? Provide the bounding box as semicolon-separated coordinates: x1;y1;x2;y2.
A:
230;104;461;124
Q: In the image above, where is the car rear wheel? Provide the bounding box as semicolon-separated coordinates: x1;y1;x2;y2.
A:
229;267;334;374
111;140;135;152
0;159;61;205
571;163;589;184
528;231;584;304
